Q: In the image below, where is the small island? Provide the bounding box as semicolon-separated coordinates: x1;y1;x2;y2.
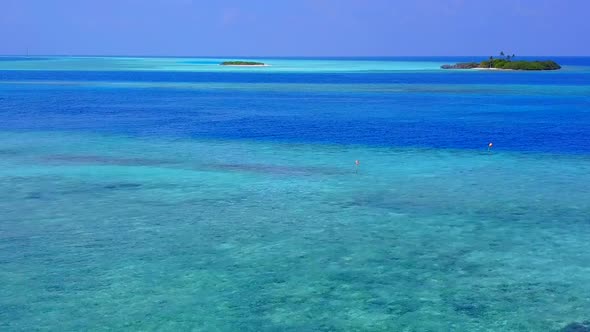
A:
220;61;268;66
441;52;561;71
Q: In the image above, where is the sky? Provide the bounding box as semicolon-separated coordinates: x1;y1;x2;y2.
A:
0;0;588;56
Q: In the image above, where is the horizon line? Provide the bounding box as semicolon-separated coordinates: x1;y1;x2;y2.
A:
1;54;589;58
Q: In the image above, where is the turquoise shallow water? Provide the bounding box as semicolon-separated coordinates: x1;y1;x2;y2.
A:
0;56;446;72
2;132;590;331
1;56;590;331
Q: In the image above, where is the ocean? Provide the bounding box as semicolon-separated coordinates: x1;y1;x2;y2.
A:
1;56;589;331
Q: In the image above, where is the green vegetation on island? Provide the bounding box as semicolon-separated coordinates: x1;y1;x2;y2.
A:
442;52;561;71
220;61;266;66
479;59;560;70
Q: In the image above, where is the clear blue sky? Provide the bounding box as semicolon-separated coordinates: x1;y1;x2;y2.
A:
1;0;588;56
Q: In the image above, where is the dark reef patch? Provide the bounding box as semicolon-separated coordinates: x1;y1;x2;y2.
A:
0;149;19;156
201;162;346;176
103;183;142;190
561;321;590;332
43;155;174;167
452;301;487;318
25;192;42;199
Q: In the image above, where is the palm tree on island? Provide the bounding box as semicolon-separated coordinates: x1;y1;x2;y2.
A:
500;51;515;61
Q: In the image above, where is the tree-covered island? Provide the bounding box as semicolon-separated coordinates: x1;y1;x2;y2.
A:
441;52;561;70
220;61;267;66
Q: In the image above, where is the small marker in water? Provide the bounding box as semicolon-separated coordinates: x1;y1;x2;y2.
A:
488;142;493;151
